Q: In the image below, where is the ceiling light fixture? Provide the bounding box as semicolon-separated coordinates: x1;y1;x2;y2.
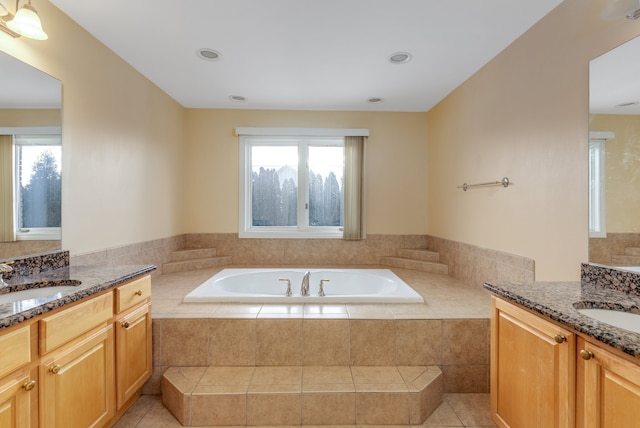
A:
197;48;222;61
0;0;48;40
389;52;412;64
368;97;384;104
229;95;247;102
615;101;640;108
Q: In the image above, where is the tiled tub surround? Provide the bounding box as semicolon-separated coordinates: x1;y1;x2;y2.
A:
0;258;156;329
485;263;640;360
68;233;534;287
147;266;492;425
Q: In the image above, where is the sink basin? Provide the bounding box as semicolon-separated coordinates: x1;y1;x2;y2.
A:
576;308;640;334
0;286;79;305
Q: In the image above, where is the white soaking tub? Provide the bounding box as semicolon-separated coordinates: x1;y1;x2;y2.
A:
183;268;424;303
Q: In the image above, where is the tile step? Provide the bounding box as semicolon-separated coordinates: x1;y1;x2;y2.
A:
397;248;441;262
611;254;640;266
379;256;449;275
168;247;218;262
162;365;442;426
162;256;232;274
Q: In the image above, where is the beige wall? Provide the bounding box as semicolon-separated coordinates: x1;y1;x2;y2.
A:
184;109;429;234
0;0;186;256
426;0;640;281
590;114;640;233
0;109;61;127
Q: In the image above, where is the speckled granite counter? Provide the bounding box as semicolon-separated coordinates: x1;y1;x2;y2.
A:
485;263;640;360
0;264;155;330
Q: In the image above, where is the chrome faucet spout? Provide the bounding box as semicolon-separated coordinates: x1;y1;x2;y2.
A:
301;271;310;296
0;262;13;286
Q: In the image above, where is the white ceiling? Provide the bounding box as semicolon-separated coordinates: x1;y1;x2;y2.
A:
47;0;564;112
590;34;640;115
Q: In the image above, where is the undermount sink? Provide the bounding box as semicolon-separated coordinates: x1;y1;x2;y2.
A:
576;308;640;335
0;281;81;305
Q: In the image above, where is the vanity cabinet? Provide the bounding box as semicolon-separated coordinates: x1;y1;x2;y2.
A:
491;297;576;428
0;273;152;428
40;325;115;428
0;323;37;428
577;337;640;428
114;275;152;408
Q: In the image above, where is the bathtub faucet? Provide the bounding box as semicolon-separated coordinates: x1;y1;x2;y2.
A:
301;271;310;296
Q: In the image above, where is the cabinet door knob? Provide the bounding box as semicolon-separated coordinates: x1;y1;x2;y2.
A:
22;380;36;391
121;320;130;329
49;364;61;374
134;290;143;296
554;334;566;343
580;349;594;360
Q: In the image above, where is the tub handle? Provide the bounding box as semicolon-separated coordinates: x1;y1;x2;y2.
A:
279;277;292;297
318;279;330;297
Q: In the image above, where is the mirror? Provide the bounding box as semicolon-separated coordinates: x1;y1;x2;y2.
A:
0;50;62;259
589;35;640;273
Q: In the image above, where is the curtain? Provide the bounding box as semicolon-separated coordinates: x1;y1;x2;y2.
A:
0;135;14;242
343;136;365;240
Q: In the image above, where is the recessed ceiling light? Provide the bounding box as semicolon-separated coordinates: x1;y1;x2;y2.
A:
368;97;384;104
615;101;640;108
197;48;222;61
389;52;412;64
229;95;247;102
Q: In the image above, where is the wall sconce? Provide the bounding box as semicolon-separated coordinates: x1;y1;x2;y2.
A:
0;0;48;40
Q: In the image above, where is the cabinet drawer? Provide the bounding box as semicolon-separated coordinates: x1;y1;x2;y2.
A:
0;325;31;379
116;275;151;313
39;292;113;354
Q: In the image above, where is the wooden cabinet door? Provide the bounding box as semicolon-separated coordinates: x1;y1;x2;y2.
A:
578;338;640;428
40;325;115;428
491;297;575;428
115;303;152;408
0;370;36;428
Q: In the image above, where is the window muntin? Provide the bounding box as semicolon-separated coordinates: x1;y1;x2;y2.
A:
240;136;344;238
14;135;62;240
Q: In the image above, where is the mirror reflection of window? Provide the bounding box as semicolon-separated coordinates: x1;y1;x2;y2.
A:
14;135;62;240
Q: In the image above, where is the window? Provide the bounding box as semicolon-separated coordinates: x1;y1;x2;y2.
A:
14;135;62;240
240;136;345;238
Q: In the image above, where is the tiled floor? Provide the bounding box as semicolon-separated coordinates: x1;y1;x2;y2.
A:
114;392;497;427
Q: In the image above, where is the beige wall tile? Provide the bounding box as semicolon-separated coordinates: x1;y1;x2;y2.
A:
303;319;350;365
256;319;303;365
355;392;410;425
159;319;209;366
441;319;489;365
190;393;247;426
209;319;256;366
350;320;396;365
395;319;442;365
442;364;489;393
302;392;356;425
247;393;301;426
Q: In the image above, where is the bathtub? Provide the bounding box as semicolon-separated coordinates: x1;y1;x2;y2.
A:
183;268;424;303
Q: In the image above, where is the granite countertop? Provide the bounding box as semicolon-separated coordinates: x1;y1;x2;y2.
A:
0;264;156;330
484;279;640;360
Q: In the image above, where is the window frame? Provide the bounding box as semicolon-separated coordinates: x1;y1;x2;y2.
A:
239;135;345;239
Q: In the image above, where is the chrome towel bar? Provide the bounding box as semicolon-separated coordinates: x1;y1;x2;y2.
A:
458;177;510;191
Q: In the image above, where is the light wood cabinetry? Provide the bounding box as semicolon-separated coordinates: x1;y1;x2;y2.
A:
577;337;640;428
115;302;152;408
491;297;576;428
0;273;152;428
0;369;36;428
0;322;36;428
40;325;115;428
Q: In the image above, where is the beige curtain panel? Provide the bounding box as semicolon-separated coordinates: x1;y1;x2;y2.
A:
343;136;364;240
0;135;14;242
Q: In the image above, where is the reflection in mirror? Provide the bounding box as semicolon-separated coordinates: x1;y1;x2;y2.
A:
589;35;640;273
0;50;62;259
